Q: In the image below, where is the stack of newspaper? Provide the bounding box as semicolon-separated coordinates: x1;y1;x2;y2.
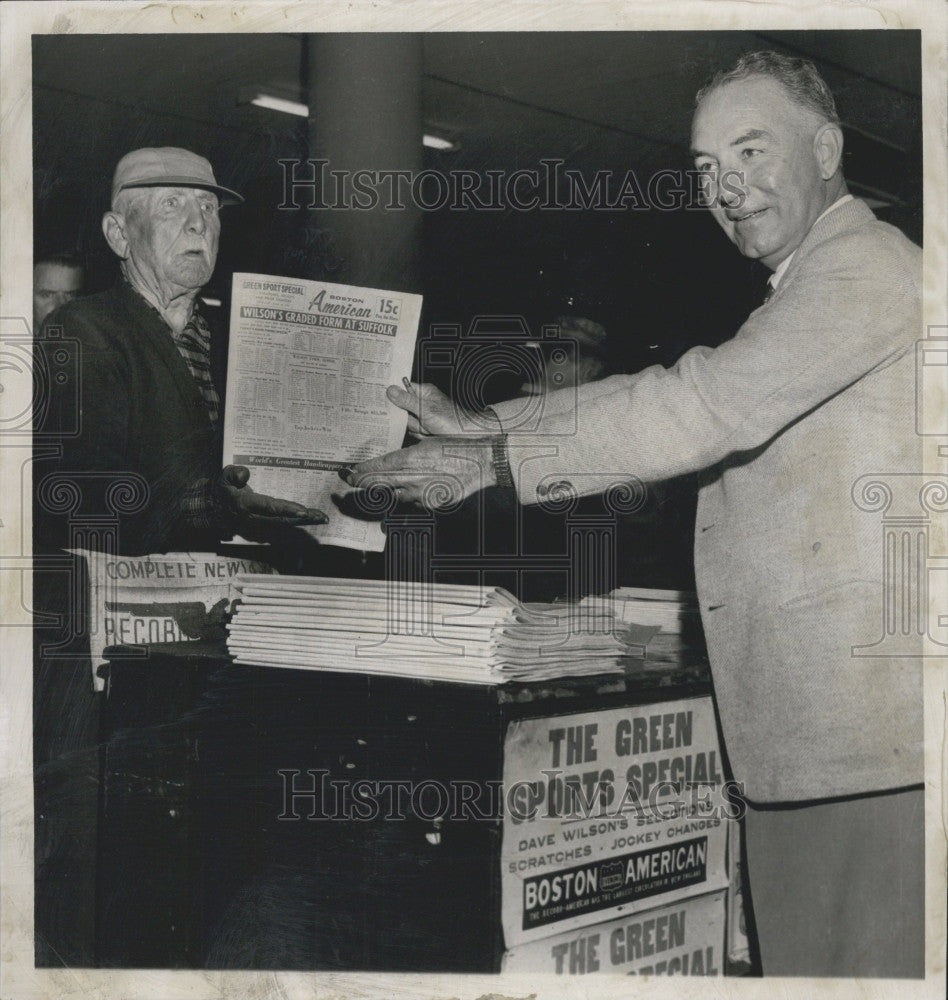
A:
579;587;705;669
225;576;663;684
491;599;660;681
580;586;699;631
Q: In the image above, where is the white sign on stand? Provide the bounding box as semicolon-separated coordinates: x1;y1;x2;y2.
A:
501;696;734;947
502;888;727;976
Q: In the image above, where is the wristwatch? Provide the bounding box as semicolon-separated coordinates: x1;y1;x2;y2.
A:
490;434;514;489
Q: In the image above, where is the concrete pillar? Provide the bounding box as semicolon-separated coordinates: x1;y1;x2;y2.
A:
306;33;423;293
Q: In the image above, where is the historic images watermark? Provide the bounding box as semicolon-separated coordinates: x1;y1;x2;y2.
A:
278;158;744;213
2;315;154;656
2;315;95;640
847;325;948;658
337;313;656;656
276;769;747;824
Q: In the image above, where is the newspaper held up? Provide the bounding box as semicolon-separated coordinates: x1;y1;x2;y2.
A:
223;273;422;551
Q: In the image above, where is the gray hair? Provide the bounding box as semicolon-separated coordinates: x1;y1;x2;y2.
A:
695;50;840;124
111;187;150;216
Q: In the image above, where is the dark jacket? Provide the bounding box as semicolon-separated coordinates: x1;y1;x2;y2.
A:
34;282;223;556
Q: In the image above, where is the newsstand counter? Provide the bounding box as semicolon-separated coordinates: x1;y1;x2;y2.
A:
95;640;734;972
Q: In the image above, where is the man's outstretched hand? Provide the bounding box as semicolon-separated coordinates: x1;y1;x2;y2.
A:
218;465;327;528
344;436;495;509
388;381;501;438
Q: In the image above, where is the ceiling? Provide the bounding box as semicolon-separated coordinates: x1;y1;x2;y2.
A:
33;30;922;183
32;29;923;367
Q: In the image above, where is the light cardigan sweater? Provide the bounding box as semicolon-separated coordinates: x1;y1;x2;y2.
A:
493;198;923;802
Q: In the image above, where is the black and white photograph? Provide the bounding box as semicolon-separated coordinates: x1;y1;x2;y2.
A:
1;2;946;998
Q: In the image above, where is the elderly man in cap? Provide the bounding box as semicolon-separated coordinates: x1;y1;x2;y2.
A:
349;53;924;977
36;146;325;557
32;148;324;966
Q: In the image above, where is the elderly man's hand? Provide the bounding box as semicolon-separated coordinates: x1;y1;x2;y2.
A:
388;381;502;438
218;465;327;527
345;436;495;509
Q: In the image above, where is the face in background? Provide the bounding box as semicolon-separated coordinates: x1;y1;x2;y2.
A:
690;75;844;271
33;262;84;328
520;346;606;395
107;186;221;300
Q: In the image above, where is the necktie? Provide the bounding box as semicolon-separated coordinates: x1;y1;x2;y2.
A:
173;310;220;426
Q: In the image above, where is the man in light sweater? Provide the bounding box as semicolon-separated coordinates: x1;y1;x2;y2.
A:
348;52;925;977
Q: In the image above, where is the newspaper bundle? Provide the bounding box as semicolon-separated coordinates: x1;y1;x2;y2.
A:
225;575;665;684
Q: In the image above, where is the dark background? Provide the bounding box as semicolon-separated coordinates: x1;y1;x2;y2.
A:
33;30;922;379
31;29;923;592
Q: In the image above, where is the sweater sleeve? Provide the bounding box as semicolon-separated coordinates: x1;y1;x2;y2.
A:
499;223;920;504
33;300;221;555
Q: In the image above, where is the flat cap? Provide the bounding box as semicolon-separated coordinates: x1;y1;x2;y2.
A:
111;147;243;205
